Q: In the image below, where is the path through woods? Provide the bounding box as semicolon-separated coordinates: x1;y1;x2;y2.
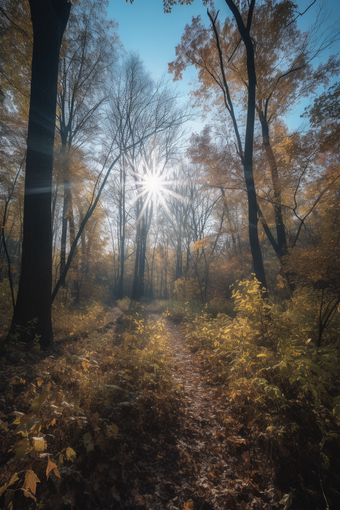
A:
0;309;277;510
132;313;275;510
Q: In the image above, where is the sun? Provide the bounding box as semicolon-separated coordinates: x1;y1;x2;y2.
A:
144;173;163;195
126;155;184;220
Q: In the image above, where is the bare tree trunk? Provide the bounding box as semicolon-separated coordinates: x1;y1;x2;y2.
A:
131;200;152;301
149;244;157;299
210;2;267;289
163;243;169;299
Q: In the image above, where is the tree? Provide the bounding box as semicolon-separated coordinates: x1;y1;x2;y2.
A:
303;80;340;151
170;0;267;287
0;0;32;114
210;1;267;288
106;54;188;301
107;54;155;300
9;0;71;347
56;0;120;287
170;0;340;288
0;1;31;297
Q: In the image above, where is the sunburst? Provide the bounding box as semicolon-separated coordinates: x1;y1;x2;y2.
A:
127;157;183;221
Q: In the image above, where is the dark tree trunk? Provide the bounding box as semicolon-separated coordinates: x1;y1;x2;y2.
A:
149;244;157;299
258;110;287;258
131;220;141;301
118;163;126;299
175;245;182;280
225;0;267;289
10;0;70;347
59;142;75;287
163;247;168;299
131;199;152;301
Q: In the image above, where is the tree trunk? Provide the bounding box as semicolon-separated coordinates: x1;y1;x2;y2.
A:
149;244;157;299
59;145;75;287
163;245;168;299
225;0;267;289
258;110;287;258
118;163;126;299
131;199;152;301
10;0;70;347
175;235;183;280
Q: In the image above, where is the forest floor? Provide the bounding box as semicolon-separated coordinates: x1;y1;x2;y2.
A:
150;315;276;510
0;306;312;509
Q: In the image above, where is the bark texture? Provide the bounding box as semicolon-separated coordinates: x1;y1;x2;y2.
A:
10;0;70;346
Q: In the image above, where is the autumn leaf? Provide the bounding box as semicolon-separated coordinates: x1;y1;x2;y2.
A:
183;500;195;510
45;417;56;429
22;470;40;500
32;436;46;452
46;459;61;480
0;472;19;497
65;447;77;462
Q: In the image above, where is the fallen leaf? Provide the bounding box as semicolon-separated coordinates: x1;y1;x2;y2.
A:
46;459;61;480
65;447;77;462
22;469;40;500
183;500;195;510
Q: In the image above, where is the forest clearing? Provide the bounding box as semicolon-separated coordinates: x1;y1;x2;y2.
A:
1;0;340;508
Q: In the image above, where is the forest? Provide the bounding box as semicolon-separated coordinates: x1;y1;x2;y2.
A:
0;0;340;508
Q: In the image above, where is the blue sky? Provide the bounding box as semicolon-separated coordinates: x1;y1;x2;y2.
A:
107;0;209;81
107;0;340;131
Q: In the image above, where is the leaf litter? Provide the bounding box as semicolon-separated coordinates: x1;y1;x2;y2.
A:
0;307;314;509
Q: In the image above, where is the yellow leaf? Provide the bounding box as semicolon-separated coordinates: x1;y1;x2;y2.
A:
12;412;24;425
22;469;40;499
0;472;19;497
8;473;19;488
32;437;46;452
46;417;56;430
183;500;195;510
46;459;61;480
65;447;76;462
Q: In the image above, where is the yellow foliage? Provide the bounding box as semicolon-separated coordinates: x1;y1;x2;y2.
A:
46;459;61;480
22;470;40;500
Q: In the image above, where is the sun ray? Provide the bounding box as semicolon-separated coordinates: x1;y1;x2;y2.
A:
125;154;184;221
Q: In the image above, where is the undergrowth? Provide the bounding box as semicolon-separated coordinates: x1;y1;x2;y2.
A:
0;311;179;509
52;301;108;338
181;278;340;510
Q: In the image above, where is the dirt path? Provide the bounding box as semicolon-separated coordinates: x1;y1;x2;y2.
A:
92;310;273;509
152;316;271;510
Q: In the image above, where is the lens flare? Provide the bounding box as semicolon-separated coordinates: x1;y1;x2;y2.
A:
126;156;183;221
